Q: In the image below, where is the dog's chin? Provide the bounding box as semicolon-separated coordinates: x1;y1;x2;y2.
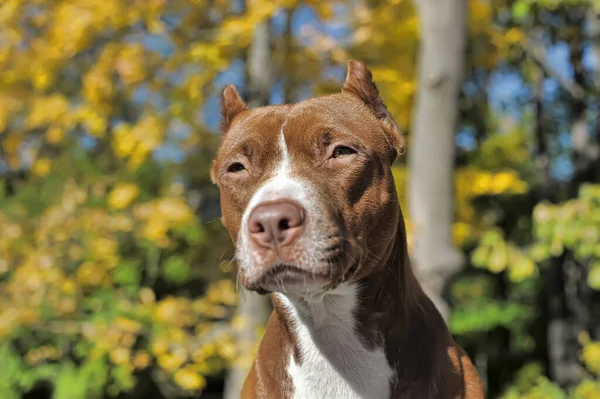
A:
242;263;336;295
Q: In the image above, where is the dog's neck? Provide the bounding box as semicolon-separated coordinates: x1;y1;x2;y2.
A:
270;215;439;398
275;284;394;399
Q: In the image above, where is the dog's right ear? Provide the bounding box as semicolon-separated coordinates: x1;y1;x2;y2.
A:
220;85;248;134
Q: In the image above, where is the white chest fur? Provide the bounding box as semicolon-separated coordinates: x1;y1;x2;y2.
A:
277;285;393;399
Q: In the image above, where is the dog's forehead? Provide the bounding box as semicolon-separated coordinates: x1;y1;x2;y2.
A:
223;105;288;149
221;94;379;155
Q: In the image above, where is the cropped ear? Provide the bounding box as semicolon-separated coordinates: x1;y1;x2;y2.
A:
342;60;405;160
221;85;248;134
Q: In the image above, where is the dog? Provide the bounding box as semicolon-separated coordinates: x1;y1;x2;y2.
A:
211;60;485;399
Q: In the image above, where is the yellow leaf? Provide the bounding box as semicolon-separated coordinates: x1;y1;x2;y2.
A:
115;44;147;85
133;351;151;369
488;245;507;273
505;28;524;45
27;95;70;129
150;337;169;356
581;341;600;375
46;126;66;144
76;261;107;287
32;158;52;177
156;197;195;224
33;69;51;90
109;347;131;365
174;367;206;390
114;317;143;334
158;350;187;373
108;183;140;210
508;254;536;282
142;216;169;247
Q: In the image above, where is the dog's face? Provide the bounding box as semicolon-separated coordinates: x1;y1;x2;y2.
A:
211;61;404;295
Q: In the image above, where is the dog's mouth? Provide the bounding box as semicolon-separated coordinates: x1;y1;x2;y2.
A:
244;262;333;294
269;263;330;282
240;231;358;294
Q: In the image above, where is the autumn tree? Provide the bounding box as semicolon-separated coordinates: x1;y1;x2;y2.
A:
0;1;246;397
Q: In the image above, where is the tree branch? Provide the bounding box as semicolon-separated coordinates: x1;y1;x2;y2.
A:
524;34;586;100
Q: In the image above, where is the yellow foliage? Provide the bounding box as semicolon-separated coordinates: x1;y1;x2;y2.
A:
156;197;195;224
206;279;238;306
154;296;195;326
109;347;131;365
158;350;188;373
151;337;170;357
26;95;70;129
83;69;114;107
574;380;600;399
0;0;242;385
582;341;600;375
77;104;108;137
133;351;151;369
393;165;529;248
25;345;63;366
115;44;147;85
114;317;143;334
108;183;141;210
505;28;525;45
174;367;207;390
113;115;165;169
0;94;22;131
32;157;52;178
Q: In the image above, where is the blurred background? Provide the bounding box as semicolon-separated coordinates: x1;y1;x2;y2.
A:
1;0;600;398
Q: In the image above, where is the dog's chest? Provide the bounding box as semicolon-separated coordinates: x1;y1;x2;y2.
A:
278;287;393;399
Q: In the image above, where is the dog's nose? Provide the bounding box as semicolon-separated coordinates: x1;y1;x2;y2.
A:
248;201;306;249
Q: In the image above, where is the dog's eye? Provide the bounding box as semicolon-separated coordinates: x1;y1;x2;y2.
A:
332;146;356;159
227;162;246;173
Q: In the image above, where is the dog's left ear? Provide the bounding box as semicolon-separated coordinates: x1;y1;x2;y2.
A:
342;60;405;161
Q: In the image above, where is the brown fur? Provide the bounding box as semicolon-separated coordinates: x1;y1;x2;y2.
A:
212;60;485;398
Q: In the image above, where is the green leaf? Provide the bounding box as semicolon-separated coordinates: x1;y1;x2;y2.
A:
481;230;503;246
112;260;141;288
550;239;564;257
111;365;135;393
79;358;109;397
162;256;192;284
0;344;23;399
450;301;530;335
471;246;489;268
529;244;549;262
587;264;600;290
508;255;537;283
53;362;85;399
488;245;508;273
172;224;205;245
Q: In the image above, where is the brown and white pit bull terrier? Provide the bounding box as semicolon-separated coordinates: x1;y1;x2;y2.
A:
211;60;485;399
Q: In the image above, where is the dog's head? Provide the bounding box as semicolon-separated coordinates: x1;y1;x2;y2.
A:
211;61;404;295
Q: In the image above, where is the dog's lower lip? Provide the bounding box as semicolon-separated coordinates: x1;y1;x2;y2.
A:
253;263;330;288
265;263;327;279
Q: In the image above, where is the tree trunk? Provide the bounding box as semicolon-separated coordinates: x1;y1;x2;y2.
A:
223;21;273;399
408;0;467;322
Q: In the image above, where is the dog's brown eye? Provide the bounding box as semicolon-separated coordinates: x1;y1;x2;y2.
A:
332;146;356;159
227;162;246;173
